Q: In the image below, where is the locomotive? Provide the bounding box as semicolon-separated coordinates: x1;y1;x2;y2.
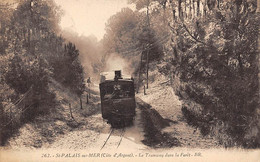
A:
99;70;136;128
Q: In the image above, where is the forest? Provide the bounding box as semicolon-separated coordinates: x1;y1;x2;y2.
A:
0;0;85;145
102;0;259;148
0;0;259;148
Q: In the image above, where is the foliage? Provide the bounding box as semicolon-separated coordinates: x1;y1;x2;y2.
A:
129;0;259;148
54;42;85;95
102;7;164;84
169;0;259;148
103;8;141;56
0;0;85;145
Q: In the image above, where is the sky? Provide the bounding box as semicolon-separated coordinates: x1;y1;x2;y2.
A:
54;0;135;40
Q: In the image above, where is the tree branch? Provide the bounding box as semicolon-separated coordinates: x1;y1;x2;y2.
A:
182;23;208;46
168;22;177;34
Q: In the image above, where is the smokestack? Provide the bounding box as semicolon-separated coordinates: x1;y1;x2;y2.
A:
114;70;122;80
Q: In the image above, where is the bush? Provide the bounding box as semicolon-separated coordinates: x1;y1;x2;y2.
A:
171;1;259;148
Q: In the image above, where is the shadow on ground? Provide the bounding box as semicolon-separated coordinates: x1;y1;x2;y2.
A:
136;97;180;148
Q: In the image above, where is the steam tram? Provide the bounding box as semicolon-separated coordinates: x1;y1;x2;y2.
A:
99;70;136;128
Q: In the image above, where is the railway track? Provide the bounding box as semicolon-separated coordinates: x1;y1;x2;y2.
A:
100;128;125;150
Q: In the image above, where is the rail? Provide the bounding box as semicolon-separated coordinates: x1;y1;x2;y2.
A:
100;128;125;150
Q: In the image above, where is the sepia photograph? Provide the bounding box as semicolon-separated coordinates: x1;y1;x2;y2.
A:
0;0;259;161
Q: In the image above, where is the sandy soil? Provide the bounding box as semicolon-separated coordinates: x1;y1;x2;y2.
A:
99;108;146;151
137;72;222;149
45;107;146;151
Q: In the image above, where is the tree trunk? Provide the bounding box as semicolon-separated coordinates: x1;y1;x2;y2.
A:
178;0;182;20
146;50;149;89
137;52;144;93
203;0;207;17
197;0;200;17
162;0;167;24
257;0;260;13
258;4;260;90
171;1;176;21
69;103;75;120
189;0;192;18
193;0;195;18
146;0;150;27
184;0;187;19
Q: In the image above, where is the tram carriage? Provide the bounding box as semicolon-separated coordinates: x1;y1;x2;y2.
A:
99;70;136;128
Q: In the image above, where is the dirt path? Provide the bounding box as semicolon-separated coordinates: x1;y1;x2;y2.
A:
100;107;146;151
137;77;221;149
46;107;146;151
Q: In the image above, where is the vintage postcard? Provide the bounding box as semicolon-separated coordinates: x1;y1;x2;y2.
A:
0;0;259;161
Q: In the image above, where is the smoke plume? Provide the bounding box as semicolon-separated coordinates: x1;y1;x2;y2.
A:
104;53;133;76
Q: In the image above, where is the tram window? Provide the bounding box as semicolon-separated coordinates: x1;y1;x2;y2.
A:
102;82;134;100
103;85;114;99
120;83;134;97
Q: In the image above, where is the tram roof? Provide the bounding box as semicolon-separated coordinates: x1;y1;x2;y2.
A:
100;71;133;83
